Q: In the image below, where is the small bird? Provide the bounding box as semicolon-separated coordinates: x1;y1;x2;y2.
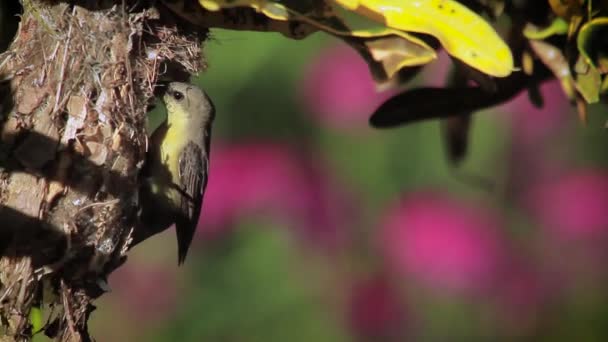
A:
138;82;215;264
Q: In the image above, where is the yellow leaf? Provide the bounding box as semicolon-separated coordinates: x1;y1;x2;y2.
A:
199;0;290;20
199;0;220;11
342;28;437;81
331;0;514;77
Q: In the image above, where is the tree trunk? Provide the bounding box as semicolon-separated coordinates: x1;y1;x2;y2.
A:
0;1;205;340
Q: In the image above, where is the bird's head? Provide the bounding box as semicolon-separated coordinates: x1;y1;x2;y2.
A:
163;82;215;124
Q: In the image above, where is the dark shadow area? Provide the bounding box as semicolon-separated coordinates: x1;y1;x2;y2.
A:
0;127;146;261
0;130;137;199
0;1;21;52
0;204;68;267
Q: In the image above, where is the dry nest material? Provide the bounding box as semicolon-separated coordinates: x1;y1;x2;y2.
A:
0;1;206;340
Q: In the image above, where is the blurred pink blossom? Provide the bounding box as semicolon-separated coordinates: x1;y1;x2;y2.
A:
299;43;393;130
524;169;608;241
380;192;506;292
349;274;406;340
199;142;352;248
109;262;178;322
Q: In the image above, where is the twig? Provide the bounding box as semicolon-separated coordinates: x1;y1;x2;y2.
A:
53;7;76;115
61;280;79;341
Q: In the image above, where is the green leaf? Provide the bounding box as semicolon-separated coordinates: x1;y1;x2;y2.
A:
577;17;608;70
523;18;569;39
574;55;602;103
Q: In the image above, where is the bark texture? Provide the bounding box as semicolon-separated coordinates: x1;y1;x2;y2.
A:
0;1;205;340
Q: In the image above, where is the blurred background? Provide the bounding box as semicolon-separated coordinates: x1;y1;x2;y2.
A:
92;28;608;341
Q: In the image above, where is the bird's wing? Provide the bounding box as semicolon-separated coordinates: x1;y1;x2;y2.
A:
176;141;207;263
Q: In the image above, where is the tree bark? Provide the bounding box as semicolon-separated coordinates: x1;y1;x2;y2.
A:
0;1;205;340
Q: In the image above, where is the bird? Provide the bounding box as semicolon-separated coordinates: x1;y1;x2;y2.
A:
138;82;215;264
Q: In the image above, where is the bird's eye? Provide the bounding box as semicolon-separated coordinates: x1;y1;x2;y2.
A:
172;91;184;101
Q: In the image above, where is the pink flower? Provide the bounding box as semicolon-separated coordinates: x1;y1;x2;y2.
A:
299;43;393;130
199;142;352;248
524;169;608;240
109;262;178;322
200;143;307;229
380;192;506;292
349;274;406;340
